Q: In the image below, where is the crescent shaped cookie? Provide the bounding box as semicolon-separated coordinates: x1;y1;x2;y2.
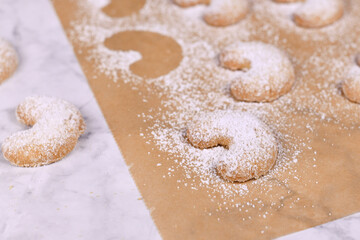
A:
2;96;85;167
203;0;250;27
174;0;249;27
219;41;295;102
187;110;278;182
293;0;344;28
0;38;18;84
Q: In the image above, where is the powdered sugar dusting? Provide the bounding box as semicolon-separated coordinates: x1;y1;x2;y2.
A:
2;96;85;167
0;38;18;80
220;41;294;100
255;0;354;41
66;0;360;217
187;110;277;182
346;65;360;79
295;0;344;23
203;0;249;26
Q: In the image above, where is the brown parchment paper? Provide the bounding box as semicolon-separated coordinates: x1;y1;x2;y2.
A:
51;0;360;239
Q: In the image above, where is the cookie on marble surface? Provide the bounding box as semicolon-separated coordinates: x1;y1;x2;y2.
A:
219;41;295;102
186;110;278;182
0;38;18;83
293;0;344;28
2;96;85;167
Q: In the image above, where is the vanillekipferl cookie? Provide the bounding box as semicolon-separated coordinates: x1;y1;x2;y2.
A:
0;38;18;84
293;0;344;28
186;110;278;182
203;0;250;27
342;57;360;103
2;96;86;167
219;41;295;102
174;0;250;27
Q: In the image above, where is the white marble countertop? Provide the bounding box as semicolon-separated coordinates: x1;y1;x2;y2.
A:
0;0;358;239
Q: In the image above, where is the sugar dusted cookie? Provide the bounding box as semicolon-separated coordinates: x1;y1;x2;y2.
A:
293;0;344;28
0;38;18;83
219;41;295;102
342;63;360;104
174;0;250;27
2;96;86;167
203;0;250;27
187;110;278;182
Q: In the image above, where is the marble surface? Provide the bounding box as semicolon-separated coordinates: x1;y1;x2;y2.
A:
0;0;358;239
0;0;160;239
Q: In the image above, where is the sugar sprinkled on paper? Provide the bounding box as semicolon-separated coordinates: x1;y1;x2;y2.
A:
66;0;360;220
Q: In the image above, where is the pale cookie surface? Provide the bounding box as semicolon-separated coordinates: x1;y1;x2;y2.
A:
293;0;344;28
174;0;249;27
219;41;295;102
186;111;277;182
0;38;18;83
342;65;360;104
173;0;209;8
2;96;85;167
203;0;250;27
